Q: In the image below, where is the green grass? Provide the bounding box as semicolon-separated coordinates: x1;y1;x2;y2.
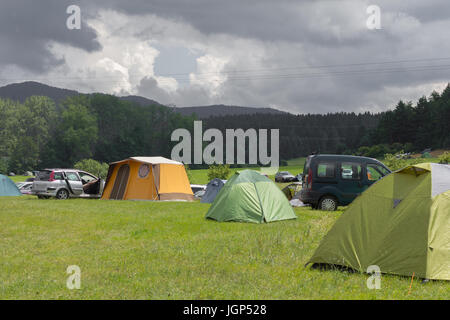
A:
0;196;448;299
188;164;304;185
286;157;306;167
8;175;31;183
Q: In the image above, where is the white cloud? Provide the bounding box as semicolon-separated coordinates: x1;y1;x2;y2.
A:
190;54;228;97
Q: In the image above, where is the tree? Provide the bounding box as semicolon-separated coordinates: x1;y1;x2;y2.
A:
74;159;109;178
0;99;21;158
8;136;39;173
56;96;98;167
8;96;57;172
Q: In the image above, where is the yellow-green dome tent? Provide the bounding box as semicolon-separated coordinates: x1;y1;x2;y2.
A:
205;170;297;223
308;163;450;280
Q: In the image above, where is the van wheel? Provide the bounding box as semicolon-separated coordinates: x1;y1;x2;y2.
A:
56;189;69;200
319;196;338;211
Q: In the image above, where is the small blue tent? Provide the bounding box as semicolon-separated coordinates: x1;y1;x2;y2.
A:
201;178;226;203
0;174;21;196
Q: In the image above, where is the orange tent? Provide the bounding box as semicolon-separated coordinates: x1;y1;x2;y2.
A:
101;157;194;201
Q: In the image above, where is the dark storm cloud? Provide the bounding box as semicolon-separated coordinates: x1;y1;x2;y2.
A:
0;0;100;72
96;0;368;46
382;0;450;23
94;0;450;46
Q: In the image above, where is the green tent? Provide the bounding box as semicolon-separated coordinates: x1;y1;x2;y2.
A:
307;163;450;280
205;170;297;223
0;174;21;196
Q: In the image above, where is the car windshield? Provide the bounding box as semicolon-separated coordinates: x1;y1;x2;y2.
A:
367;163;390;181
79;172;96;183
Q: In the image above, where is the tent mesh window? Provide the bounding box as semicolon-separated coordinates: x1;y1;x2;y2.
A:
110;164;130;200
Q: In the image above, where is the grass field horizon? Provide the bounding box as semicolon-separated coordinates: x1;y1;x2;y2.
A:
8;154;443;185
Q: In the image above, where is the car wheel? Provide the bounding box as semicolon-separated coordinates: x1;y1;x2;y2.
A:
56;189;69;200
318;196;338;211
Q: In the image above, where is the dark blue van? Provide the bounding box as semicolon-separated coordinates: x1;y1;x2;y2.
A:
299;154;391;210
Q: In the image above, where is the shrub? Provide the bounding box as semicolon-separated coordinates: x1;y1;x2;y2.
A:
357;143;417;159
207;164;231;181
438;151;450;164
383;150;423;171
74;159;109;179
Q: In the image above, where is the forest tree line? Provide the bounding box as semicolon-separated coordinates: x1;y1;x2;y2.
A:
202;84;450;161
0;84;449;173
0;94;195;173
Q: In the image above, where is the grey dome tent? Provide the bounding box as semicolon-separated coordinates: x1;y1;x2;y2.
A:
201;178;226;203
0;174;21;196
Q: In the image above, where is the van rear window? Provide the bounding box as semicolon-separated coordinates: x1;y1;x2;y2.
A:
317;162;335;178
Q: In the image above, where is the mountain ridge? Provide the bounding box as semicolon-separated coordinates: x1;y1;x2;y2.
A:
0;81;288;118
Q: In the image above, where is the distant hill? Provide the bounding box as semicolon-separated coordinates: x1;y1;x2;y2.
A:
0;81;163;107
0;81;80;104
118;95;162;107
0;81;289;118
171;105;287;118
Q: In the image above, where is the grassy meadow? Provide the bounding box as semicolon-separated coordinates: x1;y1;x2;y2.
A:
1;157;448;299
1;196;448;300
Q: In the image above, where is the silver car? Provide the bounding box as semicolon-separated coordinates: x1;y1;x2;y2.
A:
190;184;207;199
275;171;297;182
16;182;34;195
32;169;105;200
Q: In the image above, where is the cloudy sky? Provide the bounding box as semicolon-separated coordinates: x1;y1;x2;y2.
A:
1;0;450;113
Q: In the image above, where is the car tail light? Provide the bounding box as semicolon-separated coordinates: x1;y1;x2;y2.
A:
48;171;55;182
307;168;312;189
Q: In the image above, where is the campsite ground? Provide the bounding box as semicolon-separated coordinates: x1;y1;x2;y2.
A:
2;158;448;300
1;196;449;299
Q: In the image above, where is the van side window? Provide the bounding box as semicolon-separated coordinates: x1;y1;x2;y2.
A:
367;164;389;181
317;162;335;178
341;162;362;180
